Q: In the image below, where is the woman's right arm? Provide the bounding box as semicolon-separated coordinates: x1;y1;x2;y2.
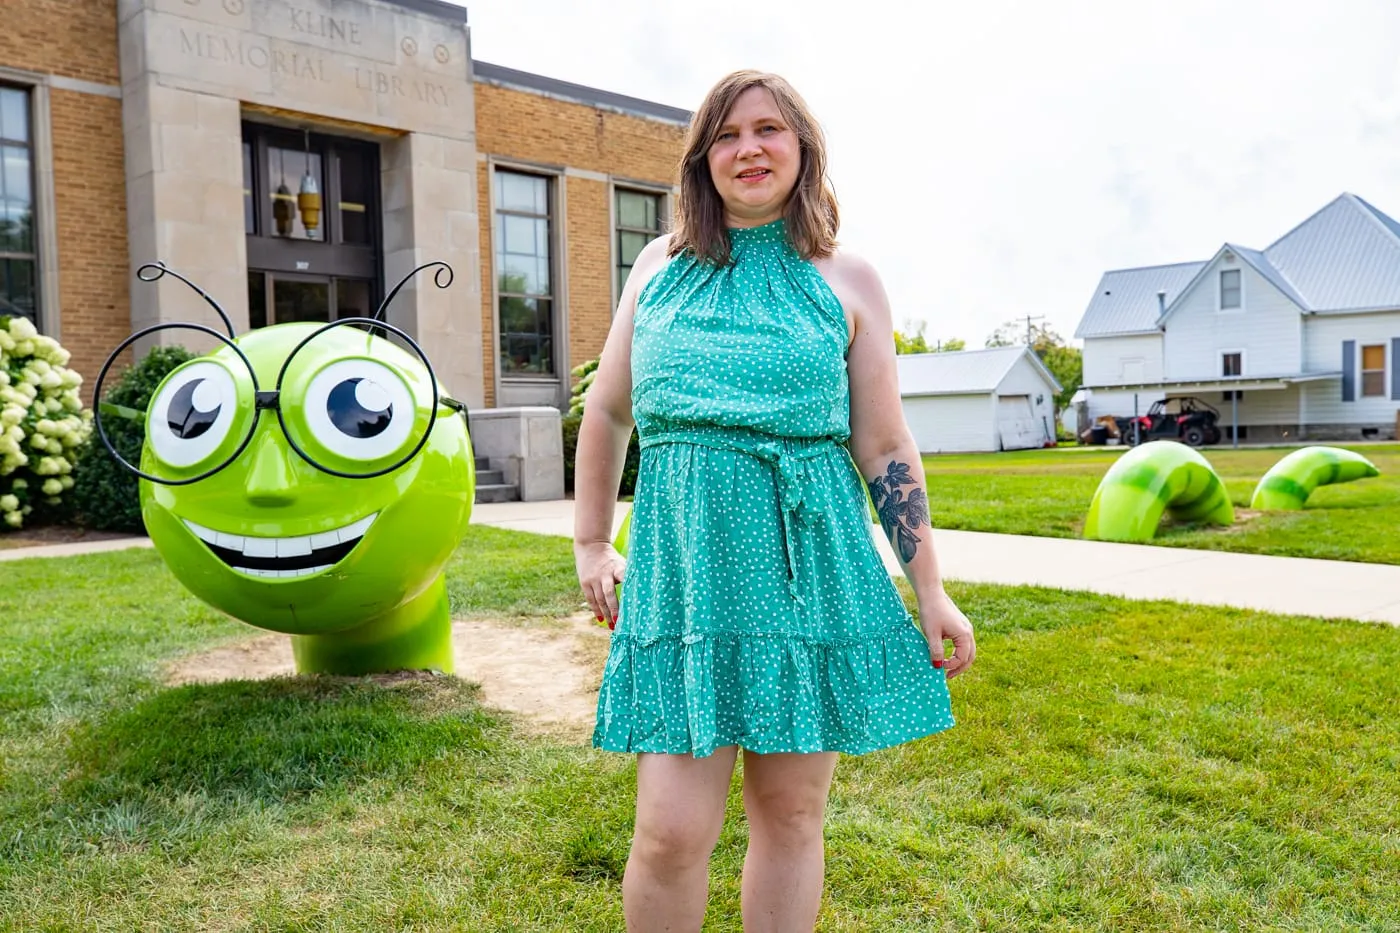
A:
573;234;672;627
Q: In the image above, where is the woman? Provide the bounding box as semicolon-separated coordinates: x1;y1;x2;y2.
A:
573;70;975;932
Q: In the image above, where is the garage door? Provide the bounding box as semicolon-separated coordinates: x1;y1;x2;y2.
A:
996;395;1044;450
903;395;995;452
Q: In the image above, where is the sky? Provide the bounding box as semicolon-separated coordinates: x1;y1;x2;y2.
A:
451;0;1400;348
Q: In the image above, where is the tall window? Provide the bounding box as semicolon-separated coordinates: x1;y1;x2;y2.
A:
616;188;662;298
1361;344;1386;398
495;170;554;377
1221;352;1242;377
0;86;36;325
1219;269;1241;310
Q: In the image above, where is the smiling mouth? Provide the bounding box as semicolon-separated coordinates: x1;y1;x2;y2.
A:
737;168;771;181
182;513;378;579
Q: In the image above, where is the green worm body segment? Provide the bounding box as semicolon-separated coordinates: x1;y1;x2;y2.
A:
1084;441;1235;542
1250;446;1380;510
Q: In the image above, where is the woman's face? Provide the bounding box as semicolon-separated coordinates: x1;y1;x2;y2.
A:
706;86;800;228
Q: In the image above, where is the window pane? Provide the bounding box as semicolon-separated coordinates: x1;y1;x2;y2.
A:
336;147;372;245
1361;344;1385;371
498;296;554;376
1220;269;1241;308
0;258;37;322
0;201;30;253
619;230;651;267
273;279;330;324
1222;353;1242;377
335;278;372;319
266;145;325;241
0;88;27;144
617;189;661;230
1362;371;1385;397
497;171;547;214
3;145;32;208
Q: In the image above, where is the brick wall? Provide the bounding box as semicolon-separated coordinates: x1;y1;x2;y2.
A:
0;0;121;85
2;1;128;395
474;80;686;407
49;88;130;393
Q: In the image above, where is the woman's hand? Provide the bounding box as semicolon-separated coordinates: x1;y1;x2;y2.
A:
918;587;975;679
576;541;626;630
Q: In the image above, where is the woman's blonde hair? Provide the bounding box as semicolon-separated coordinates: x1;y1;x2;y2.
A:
669;70;839;265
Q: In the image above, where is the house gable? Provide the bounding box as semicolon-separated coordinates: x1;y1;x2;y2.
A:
1160;246;1304;380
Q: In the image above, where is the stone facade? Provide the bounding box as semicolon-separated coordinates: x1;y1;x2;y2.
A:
3;0;689;416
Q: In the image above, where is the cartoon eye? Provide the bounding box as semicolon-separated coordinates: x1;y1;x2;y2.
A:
302;359;416;461
148;362;240;467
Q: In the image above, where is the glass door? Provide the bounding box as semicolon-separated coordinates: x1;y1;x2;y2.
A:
248;272;376;328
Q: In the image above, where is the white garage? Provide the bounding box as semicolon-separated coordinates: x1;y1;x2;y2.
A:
896;347;1063;453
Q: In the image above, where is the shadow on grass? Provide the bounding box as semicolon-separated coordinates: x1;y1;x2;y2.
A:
62;674;498;807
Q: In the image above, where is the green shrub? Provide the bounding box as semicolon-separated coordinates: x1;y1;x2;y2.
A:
0;315;91;529
70;345;196;533
561;413;639;496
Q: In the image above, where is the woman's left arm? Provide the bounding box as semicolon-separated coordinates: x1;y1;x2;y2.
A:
836;253;976;678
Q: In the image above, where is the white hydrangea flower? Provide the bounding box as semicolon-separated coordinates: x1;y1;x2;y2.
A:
0;494;16;511
41;478;62;496
7;317;38;340
3;510;20;528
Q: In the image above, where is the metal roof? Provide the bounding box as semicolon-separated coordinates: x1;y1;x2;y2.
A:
1078;193;1400;337
897;346;1061;397
1074;261;1204;338
473;61;692;125
1261;193;1400;312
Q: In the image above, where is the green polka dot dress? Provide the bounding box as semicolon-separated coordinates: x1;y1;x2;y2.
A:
592;219;955;759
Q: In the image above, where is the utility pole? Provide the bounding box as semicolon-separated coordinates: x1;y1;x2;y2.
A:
1021;314;1046;348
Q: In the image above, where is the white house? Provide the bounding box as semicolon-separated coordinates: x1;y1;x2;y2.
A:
896;347;1062;453
1074;192;1400;442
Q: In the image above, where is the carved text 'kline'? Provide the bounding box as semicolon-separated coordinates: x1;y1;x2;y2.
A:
288;7;362;46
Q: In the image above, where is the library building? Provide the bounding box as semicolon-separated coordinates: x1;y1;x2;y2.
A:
2;0;690;496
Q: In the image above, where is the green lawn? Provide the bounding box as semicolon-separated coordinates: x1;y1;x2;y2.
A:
2;528;1398;930
922;443;1400;564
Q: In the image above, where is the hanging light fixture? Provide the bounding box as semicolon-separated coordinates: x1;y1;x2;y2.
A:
297;128;322;239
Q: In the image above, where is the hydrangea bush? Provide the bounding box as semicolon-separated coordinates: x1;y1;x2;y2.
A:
0;315;91;528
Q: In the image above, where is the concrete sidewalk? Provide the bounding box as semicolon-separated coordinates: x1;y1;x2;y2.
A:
473;500;1400;627
5;500;1398;626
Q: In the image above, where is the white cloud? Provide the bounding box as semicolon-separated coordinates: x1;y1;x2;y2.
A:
452;0;1400;346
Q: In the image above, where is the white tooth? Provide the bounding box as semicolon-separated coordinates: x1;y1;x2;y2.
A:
309;530;340;551
184;520;217;544
215;531;245;551
338;516;371;543
243;537;277;559
276;535;313;558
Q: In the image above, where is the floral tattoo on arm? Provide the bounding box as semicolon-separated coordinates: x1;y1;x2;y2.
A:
868;460;930;563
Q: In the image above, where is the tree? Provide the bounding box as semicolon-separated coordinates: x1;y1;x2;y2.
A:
984;319;1082;412
893;320;963;355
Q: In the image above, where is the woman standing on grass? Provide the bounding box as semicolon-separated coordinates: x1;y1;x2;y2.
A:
573;69;975;932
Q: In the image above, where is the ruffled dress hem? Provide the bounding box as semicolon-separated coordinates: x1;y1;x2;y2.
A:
591;624;955;759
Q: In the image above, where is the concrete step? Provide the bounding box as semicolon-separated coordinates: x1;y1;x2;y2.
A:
474;456;491;472
474;483;520;504
476;469;506;486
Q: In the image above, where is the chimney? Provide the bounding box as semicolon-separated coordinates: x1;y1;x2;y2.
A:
1157;290;1167;315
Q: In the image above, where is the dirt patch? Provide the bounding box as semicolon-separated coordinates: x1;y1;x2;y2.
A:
165;614;611;740
0;524;135;551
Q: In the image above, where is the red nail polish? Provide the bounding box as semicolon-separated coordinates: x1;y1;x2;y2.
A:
932;659;945;669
